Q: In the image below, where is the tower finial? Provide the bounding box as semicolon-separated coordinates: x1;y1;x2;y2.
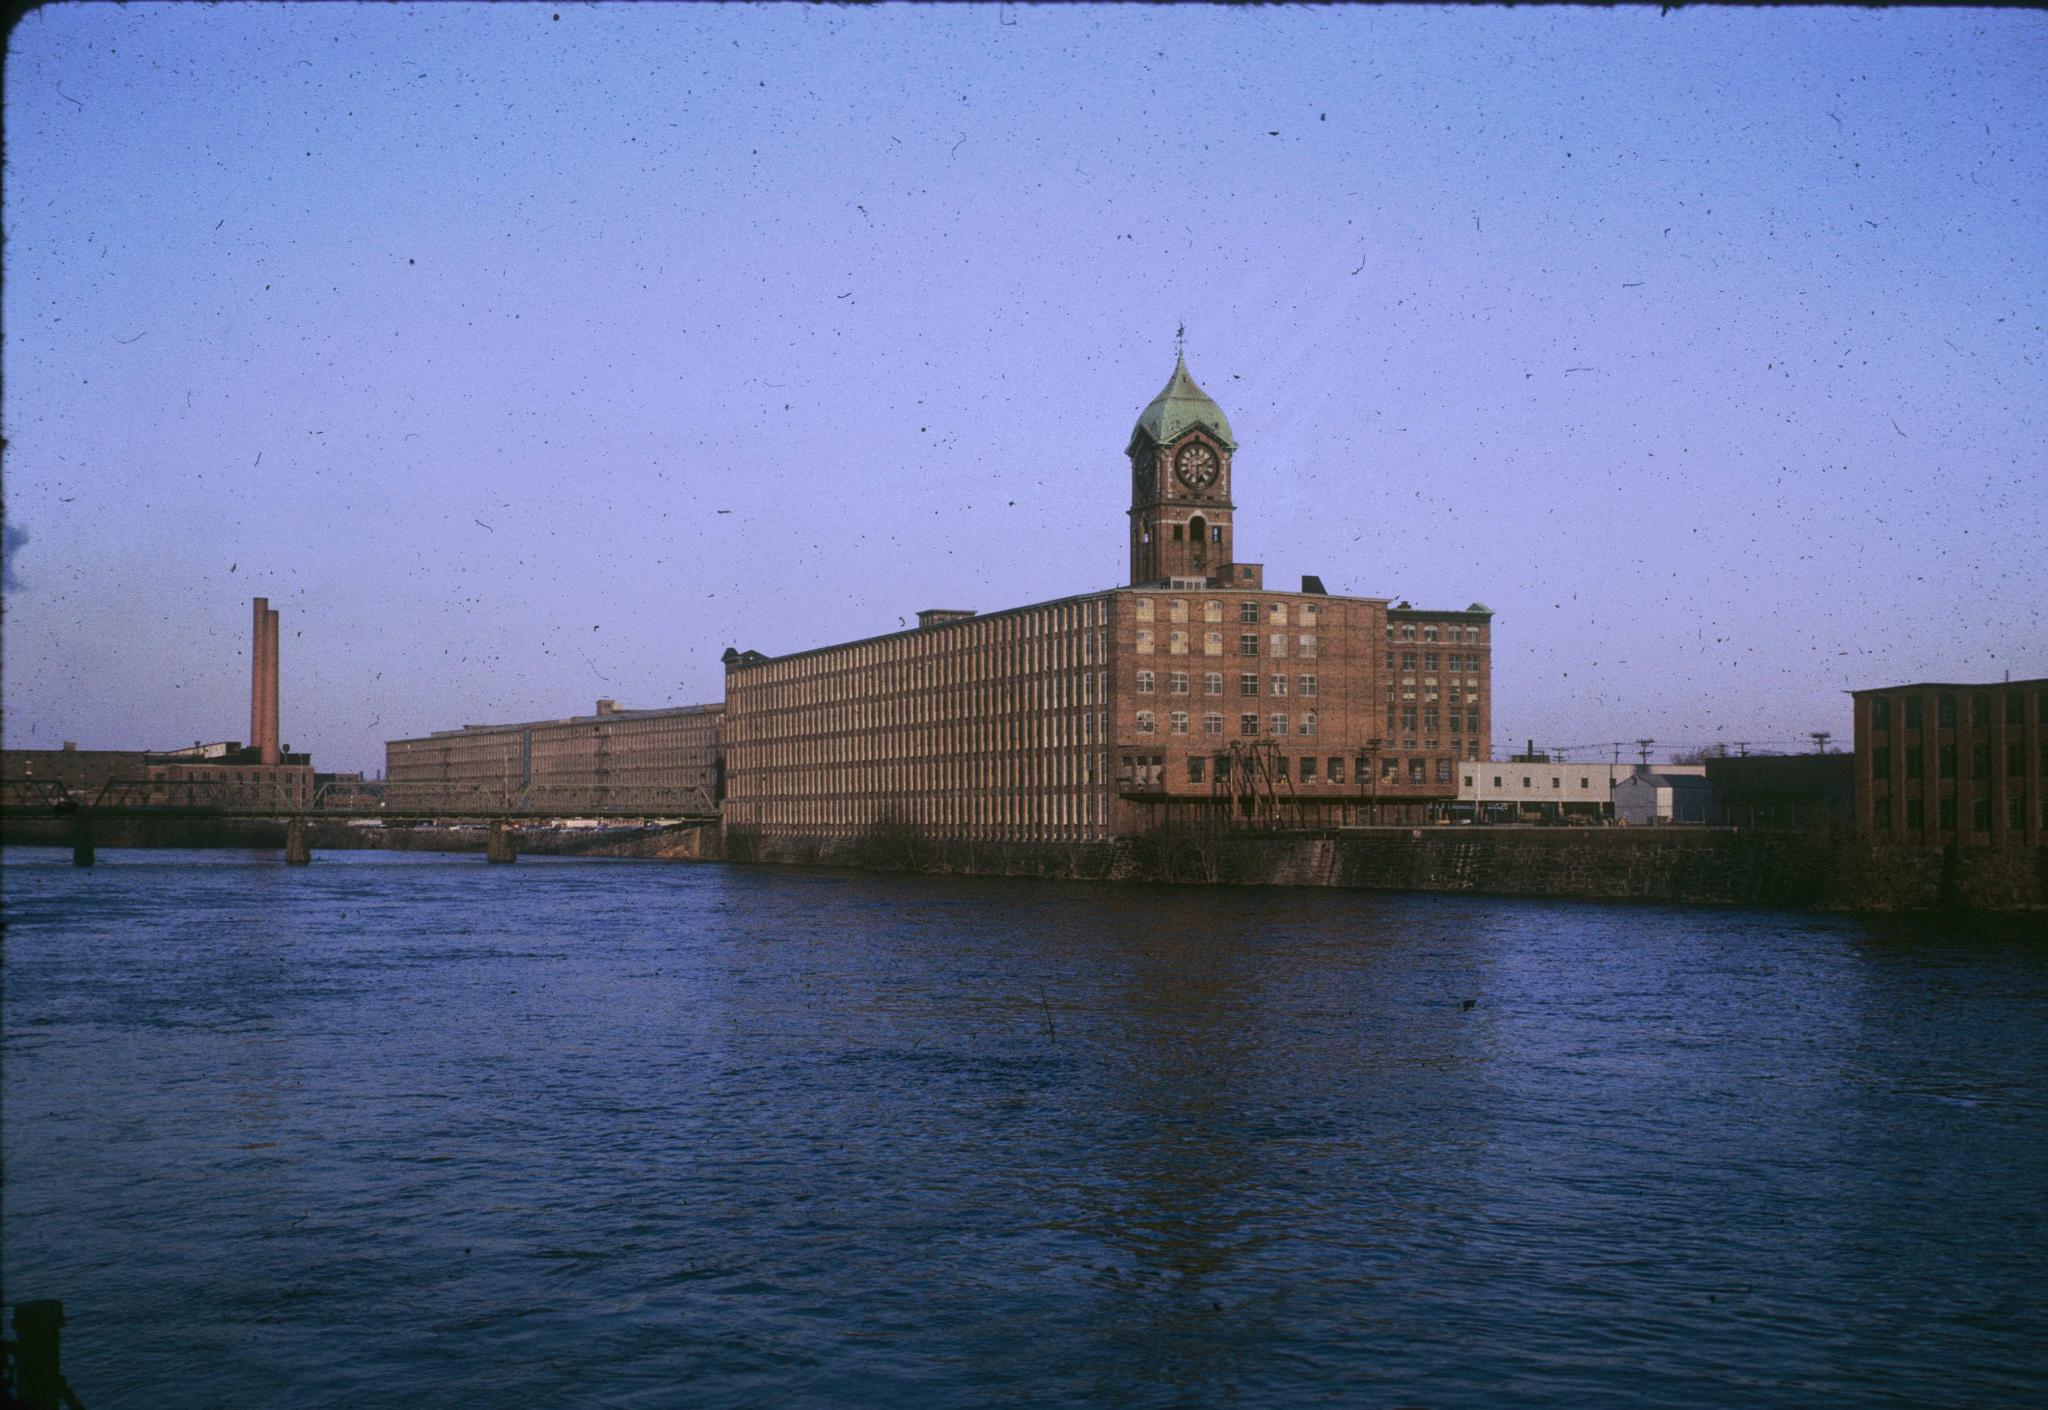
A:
1175;322;1185;359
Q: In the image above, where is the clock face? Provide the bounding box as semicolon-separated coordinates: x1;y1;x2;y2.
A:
1175;441;1220;491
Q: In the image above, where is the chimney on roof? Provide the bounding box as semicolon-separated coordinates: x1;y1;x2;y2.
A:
596;699;619;716
62;741;77;752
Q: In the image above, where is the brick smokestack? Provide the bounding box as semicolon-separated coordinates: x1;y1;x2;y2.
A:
262;602;281;765
251;597;270;757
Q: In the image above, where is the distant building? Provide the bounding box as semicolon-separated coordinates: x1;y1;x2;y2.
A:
384;699;723;812
720;357;1494;845
1456;762;1706;823
1612;767;1718;825
1706;754;1854;830
1851;678;2045;846
3;744;151;796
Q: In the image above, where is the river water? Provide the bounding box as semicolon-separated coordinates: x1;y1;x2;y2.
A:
4;847;2045;1408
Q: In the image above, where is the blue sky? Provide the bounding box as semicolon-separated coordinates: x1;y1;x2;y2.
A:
5;4;2043;774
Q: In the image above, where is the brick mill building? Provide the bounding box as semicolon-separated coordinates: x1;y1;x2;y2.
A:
1851;678;2046;848
384;700;724;813
719;356;1493;845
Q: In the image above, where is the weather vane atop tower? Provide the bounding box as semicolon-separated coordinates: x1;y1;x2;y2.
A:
1175;322;1185;358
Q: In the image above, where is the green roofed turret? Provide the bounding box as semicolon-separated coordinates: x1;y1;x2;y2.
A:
1128;353;1235;452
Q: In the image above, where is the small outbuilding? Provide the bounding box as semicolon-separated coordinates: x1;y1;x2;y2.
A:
1612;768;1719;826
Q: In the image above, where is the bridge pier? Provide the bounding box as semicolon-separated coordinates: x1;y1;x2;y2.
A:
285;817;312;865
487;820;517;864
70;815;95;867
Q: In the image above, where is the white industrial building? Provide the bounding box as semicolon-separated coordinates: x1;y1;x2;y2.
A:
1457;762;1708;823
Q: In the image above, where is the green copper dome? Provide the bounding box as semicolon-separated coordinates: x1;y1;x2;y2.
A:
1129;353;1235;452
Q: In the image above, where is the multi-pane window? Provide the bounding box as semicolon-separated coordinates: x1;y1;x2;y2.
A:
1170;711;1190;736
2007;693;2024;725
1401;652;1417;670
1240;713;1260;736
1268;602;1288;625
1872;696;1891;729
1425;653;1440;671
1136;598;1155;622
1301;757;1318;782
1328;757;1345;783
1301;602;1319;624
1423;625;1438;642
1401;709;1418;732
1137;629;1154;655
1204;673;1224;696
1386;652;1397;670
1270;712;1289;736
1270;674;1289;697
1204;601;1224;623
1273;756;1289;781
1299;675;1318;697
1402;625;1417;641
1240;673;1259;696
1268;634;1288;658
1938;695;1957;727
1299;634;1317;658
1188;756;1206;782
1972;693;1990;727
1239;633;1260;656
1301;712;1318;737
1169;671;1189;695
1136;710;1156;734
1169;630;1189;656
1905;696;1924;728
1204;631;1223;656
1137;671;1155;693
1169;599;1188;623
1972;743;1991;780
1409;759;1427;782
1240;602;1260;624
1204;713;1224;736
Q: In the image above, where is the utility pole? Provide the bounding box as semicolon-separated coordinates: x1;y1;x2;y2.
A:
1635;738;1656;767
1810;731;1832;754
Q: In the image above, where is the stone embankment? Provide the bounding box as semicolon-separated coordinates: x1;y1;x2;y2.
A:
724;823;2046;912
5;814;2039;910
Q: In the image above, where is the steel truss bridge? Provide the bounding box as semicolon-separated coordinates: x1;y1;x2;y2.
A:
0;777;721;823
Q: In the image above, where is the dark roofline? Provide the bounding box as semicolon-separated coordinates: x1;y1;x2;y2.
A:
401;701;724;742
1847;678;2048;695
726;582;1398;671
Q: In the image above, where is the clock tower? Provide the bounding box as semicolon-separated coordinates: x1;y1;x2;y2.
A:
1127;352;1238;587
